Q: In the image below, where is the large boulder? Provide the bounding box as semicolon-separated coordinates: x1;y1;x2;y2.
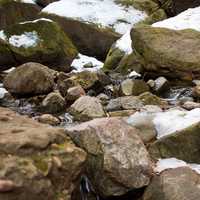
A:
143;167;200;200
131;25;200;80
65;118;153;197
4;62;54;96
40;0;150;60
0;18;77;72
0;106;86;200
0;0;40;29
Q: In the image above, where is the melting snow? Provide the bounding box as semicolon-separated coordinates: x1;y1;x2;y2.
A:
152;6;200;31
0;30;7;41
154;108;200;139
42;0;147;34
9;31;39;48
71;53;103;72
0;84;8;99
128;71;141;78
115;30;132;54
155;158;200;175
15;0;36;4
19;18;53;24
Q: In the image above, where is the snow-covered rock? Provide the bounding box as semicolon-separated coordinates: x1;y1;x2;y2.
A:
155;158;200;175
152;6;200;31
42;0;147;34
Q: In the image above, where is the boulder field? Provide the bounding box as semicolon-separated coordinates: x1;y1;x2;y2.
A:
1;1;200;200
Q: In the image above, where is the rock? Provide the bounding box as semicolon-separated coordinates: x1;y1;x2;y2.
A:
36;0;59;7
147;79;155;88
138;92;167;106
108;110;136;117
0;106;86;200
153;76;169;94
37;114;60;126
69;96;106;121
65;85;85;102
42;92;66;114
0;0;41;29
172;0;200;15
120;79;149;96
106;96;144;112
4;62;54;96
131;25;200;80
143;167;200;200
148;122;200;163
182;101;200;110
70;71;110;91
40;0;152;60
0;19;77;72
57;77;78;97
65;118;153;197
192;85;200;98
96;93;110;106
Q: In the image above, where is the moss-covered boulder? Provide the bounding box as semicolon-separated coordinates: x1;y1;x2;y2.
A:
131;26;200;80
0;19;78;72
0;0;41;29
40;0;152;60
148;122;200;163
103;6;166;73
0;106;86;200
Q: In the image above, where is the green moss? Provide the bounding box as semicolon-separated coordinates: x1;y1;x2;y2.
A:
32;156;49;175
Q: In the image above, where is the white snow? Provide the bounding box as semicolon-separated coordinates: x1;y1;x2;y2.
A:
152;6;200;32
0;30;7;41
9;31;39;48
115;30;132;54
71;53;103;72
19;18;53;25
154;108;200;139
14;0;36;4
155;158;200;175
128;71;141;78
3;67;16;73
0;84;8;99
42;0;147;34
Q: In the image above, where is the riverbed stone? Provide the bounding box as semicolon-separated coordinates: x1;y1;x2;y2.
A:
66;117;153;197
0;106;86;200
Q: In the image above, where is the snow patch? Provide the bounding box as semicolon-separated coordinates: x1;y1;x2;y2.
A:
154;108;200;139
0;30;7;41
9;31;39;48
42;0;147;34
155;158;200;175
152;6;200;32
71;53;103;72
128;71;141;78
3;67;16;73
19;18;53;25
15;0;36;4
0;84;8;99
115;30;132;54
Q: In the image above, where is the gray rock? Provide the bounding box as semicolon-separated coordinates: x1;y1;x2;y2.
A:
66;118;153;197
